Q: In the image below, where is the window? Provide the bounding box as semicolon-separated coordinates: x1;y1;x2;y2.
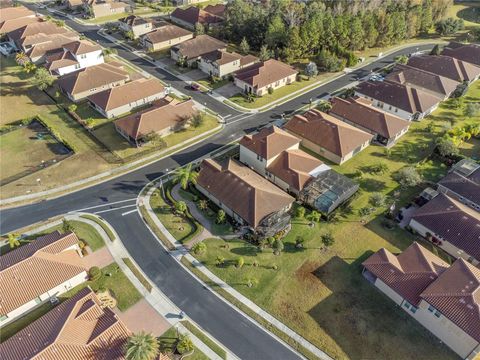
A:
394;108;398;113
0;315;8;322
34;297;42;304
389;106;392;110
80;54;86;59
403;301;417;314
428;305;441;318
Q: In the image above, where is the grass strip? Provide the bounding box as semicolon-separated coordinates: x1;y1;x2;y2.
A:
122;257;153;292
139;204;176;251
181;320;227;360
80;214;116;241
180;258;322;360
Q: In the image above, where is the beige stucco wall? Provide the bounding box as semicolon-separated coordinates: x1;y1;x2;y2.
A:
92;4;126;18
199;58;240;78
234;73;297;96
144;33;193;52
66;78;128;102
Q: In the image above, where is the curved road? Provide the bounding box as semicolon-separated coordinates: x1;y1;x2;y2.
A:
1;13;435;358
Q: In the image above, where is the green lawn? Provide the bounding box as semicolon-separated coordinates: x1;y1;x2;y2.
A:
62;262;142;311
459;137;480;160
159;327;209;360
85;12;129;24
447;1;480;29
197;78;231;91
190;81;480;360
80;214;117;241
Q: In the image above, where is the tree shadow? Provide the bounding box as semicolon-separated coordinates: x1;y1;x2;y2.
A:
358;178;387;192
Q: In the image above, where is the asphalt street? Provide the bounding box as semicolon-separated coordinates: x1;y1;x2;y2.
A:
1;9;436;358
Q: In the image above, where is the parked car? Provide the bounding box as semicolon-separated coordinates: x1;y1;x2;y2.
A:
190;82;200;91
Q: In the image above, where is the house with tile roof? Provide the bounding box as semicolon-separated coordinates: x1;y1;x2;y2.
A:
114;97;197;146
355;80;442;121
199;50;258;78
0;231;87;327
409;193;480;265
442;42;480;67
119;15;154;39
44;39;103;76
0;287;131;360
407;54;480;84
362;242;480;359
196;158;295;238
329;96;410;147
0;6;41;34
141;24;193;52
87;78;165;118
87;0;130;19
284;109;373;164
170;6;223;30
57;62;129;101
385;63;460;100
170;34;226;66
233;59;298;97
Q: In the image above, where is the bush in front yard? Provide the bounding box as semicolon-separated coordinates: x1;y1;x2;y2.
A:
89;266;102;281
268;87;274;95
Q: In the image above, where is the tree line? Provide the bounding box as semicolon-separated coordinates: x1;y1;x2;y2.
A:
220;0;453;68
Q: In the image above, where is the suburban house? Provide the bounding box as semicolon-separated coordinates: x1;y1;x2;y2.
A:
437;159;480;212
329;96;410;147
57;62;129;101
385;63;460;100
86;0;130;19
362;242;480;360
44;39;103;76
170;6;223;30
407;55;480;84
0;287;132;360
196;158;295;238
0;231;87;327
409;193;480;265
87;78;165;118
65;0;84;10
0;6;42;34
172;0;210;5
355;80;442;121
203;4;226;17
233;59;298;97
119;15;154;39
199;50;257;78
442;42;480;67
170;35;226;66
114;97;197;146
141;24;193;52
284;109;373;164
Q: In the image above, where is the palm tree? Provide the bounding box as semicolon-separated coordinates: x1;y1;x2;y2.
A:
172;163;198;190
125;332;159;360
102;47;117;57
15;52;29;66
8;233;20;249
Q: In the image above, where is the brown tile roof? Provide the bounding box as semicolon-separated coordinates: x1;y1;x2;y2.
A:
284;109;373;157
119;14;150;27
420;259;480;342
0;287;131;360
240;54;258;67
0;15;42;34
240;125;299;160
407;55;480;82
114;98;197;140
438;168;480;206
8;21;70;42
172;34;226;60
45;50;78;71
266;149;324;192
203;4;226;17
411;194;480;261
234;59;297;89
171;6;223;26
87;78;164;112
442;42;480;66
202;49;241;65
57;62;129;96
0;6;35;22
362;242;449;306
63;40;102;55
329;96;410;139
356;80;442;115
197;158;294;228
142;24;192;44
385;64;459;97
0;231;87;316
25;33;80;59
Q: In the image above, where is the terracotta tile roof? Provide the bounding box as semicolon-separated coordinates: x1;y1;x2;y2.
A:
0;6;35;22
0;15;42;34
438;168;480;206
234;59;297;89
284;109;373;157
172;34;226;60
0;231;87;316
57;62;129;96
356;80;442;115
114;98;197;140
411;194;480;260
239;125;300;160
197;158;294;228
362;242;449;305
87;78;164;112
202;49;241;65
171;6;223;26
108;1;128;9
420;259;480;342
407;55;480;83
25;33;80;59
0;287;131;360
142;24;192;44
240;54;258;67
63;40;102;55
442;42;480;66
203;4;226;17
329;96;410;139
45;50;79;71
119;14;150;27
266;149;324;192
8;21;70;42
385;64;459;97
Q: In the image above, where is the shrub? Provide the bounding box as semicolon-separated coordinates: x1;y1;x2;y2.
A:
268;87;274;95
395;166;423;187
369;192;386;207
68;104;77;113
272;239;284;255
295;206;306;218
89;266;102;281
177;334;194;355
216;209;226;224
236;257;244;268
191;241;206;255
295;236;305;248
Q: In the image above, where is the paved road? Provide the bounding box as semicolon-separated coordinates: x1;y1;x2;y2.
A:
2;8;436;358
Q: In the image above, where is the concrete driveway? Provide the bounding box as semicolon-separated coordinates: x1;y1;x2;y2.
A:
185;69;208;81
215;83;240;98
